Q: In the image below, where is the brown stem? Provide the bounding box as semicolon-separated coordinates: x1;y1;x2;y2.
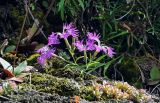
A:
13;0;28;70
43;0;55;20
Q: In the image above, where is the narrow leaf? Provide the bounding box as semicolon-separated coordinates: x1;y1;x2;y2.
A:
78;0;84;10
76;56;84;62
95;55;106;62
42;1;48;8
8;77;23;83
87;63;106;73
27;19;39;41
107;31;128;41
103;56;121;78
4;45;16;53
87;61;100;68
0;39;8;56
58;0;65;11
14;61;27;76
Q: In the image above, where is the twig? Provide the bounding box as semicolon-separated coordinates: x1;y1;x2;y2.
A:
137;0;155;35
13;0;28;68
135;61;145;83
25;1;47;39
151;83;160;94
0;95;12;101
116;0;135;20
29;73;32;90
114;62;124;81
43;0;55;20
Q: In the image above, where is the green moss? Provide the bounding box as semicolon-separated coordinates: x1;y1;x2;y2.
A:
17;72;156;102
19;72;96;100
118;57;140;86
21;72;81;96
18;83;36;90
45;58;97;81
80;86;95;101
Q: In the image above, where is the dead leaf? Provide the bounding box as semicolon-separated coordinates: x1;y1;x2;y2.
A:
23;66;35;72
21;19;39;44
3;69;14;78
0;39;8;56
27;19;39;41
120;22;132;32
17;73;30;78
8;77;23;83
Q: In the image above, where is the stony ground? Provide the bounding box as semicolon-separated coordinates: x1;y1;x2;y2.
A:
0;89;135;103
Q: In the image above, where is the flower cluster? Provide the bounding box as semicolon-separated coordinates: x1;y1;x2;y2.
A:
73;32;116;58
92;80;152;102
36;23;116;66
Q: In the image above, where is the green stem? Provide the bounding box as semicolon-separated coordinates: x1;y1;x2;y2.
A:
64;39;71;50
84;50;88;69
72;37;76;51
93;51;98;59
64;38;76;63
69;50;76;63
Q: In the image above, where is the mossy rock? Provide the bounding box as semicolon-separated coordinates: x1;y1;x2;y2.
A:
5;89;91;103
18;72;129;102
17;72;159;103
12;56;159;102
0;89;134;103
20;72;81;96
45;67;97;82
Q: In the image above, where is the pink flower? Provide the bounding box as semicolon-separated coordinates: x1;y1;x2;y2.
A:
94;45;102;53
36;46;49;54
61;23;78;38
106;46;116;58
73;40;86;52
94;45;116;58
59;32;70;39
74;39;96;52
37;54;46;66
102;46;116;58
45;49;55;58
86;39;95;51
37;48;55;66
48;32;60;45
87;32;100;42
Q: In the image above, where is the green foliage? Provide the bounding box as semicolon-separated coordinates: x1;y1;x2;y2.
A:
42;1;48;9
1;0;160;88
150;66;160;80
43;0;160;56
14;61;27;76
39;0;160;82
0;57;13;71
0;57;27;76
4;45;16;54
